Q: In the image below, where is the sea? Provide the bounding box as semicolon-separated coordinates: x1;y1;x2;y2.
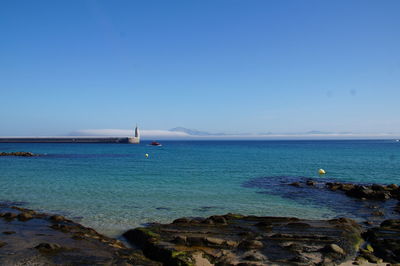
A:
0;140;399;237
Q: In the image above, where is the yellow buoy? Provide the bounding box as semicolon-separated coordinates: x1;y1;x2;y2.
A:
318;169;326;175
145;153;149;158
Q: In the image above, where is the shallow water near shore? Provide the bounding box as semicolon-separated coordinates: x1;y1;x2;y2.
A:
0;140;399;236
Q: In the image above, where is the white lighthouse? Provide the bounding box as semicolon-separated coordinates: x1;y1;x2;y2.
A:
128;125;140;144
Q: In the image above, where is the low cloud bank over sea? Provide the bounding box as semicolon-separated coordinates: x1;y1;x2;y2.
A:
70;127;400;140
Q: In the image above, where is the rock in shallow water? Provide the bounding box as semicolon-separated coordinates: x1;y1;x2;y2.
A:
0;152;36;157
0;205;160;265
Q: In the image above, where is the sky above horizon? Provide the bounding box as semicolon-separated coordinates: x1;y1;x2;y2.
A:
1;0;400;137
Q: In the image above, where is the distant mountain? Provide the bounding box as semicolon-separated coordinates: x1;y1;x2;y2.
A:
305;131;353;135
169;127;226;136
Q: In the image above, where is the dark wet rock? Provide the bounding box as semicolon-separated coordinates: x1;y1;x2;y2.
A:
380;219;400;227
255;221;272;227
371;210;384;216
50;215;66;222
306;179;316;186
35;242;62;252
172;235;187;245
362;219;400;263
242;251;266;261
0;152;36;157
0;205;160;265
238;240;263;250
156;207;171;211
395;202;400;213
323;243;345;255
123;214;362;265
285;243;303;251
204;236;223;246
17;212;34;221
289;181;301;187
287;222;311;227
290;255;310;264
172;217;192;224
346;185;392;200
388;183;399;189
209;215;227;224
360;252;383;263
187;236;206;246
2;212;17;220
326;182;343;191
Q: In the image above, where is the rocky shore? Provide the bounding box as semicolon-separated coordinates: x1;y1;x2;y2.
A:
124;214;363;265
1;178;400;265
0;204;159;265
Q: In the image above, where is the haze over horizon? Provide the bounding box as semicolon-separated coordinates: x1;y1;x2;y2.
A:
2;126;397;140
1;1;400;137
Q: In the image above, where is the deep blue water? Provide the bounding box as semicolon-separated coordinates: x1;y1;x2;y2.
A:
0;140;399;236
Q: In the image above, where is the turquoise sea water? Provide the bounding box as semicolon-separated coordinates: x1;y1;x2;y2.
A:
0;140;399;236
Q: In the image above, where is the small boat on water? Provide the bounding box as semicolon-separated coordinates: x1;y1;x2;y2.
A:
150;141;162;146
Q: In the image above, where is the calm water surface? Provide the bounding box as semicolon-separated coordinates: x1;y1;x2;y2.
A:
0;140;399;236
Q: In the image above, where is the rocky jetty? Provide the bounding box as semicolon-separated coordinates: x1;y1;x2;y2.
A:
123;214;363;265
0;151;36;157
0;204;159;265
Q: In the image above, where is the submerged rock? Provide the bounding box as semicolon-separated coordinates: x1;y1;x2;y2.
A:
123;214;363;265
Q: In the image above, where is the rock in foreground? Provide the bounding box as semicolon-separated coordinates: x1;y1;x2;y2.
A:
362;219;400;264
124;214;363;265
0;205;159;265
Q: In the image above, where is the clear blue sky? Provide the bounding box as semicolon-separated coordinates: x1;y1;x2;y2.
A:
1;0;399;136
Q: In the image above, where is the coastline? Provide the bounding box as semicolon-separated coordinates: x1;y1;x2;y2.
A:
1;179;399;265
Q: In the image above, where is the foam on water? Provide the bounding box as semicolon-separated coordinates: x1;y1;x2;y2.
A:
0;140;399;236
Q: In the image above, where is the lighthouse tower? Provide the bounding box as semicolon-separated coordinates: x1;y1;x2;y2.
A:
135;125;140;139
128;125;140;144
